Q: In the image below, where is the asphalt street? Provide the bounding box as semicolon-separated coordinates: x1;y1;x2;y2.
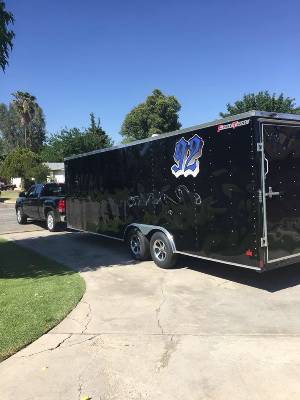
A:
0;204;44;234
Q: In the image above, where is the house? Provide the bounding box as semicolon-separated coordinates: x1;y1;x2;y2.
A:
10;162;65;190
44;162;65;183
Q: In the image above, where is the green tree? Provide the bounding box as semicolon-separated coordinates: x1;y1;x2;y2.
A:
0;103;21;149
12;91;41;148
41;114;113;162
0;93;46;151
85;112;113;148
29;163;50;183
0;137;3;152
0;131;6;174
220;91;300;118
27;104;46;151
0;1;14;71
41;128;87;162
0;148;50;185
121;89;181;142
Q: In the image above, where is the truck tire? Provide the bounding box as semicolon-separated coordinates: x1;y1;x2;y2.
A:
16;207;27;225
150;232;177;269
46;211;58;232
127;228;150;260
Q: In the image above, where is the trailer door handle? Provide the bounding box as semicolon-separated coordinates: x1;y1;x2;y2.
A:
265;186;280;198
264;157;269;176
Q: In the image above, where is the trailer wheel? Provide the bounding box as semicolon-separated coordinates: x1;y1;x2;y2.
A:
127;229;150;260
150;232;177;269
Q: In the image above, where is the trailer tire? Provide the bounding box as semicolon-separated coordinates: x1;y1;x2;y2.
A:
16;207;27;225
127;228;150;260
150;232;177;269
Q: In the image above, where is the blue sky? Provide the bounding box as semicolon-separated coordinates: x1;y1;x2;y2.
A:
1;0;300;143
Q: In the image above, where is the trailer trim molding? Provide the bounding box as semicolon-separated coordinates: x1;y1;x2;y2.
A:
67;225;124;241
169;252;261;271
267;253;300;264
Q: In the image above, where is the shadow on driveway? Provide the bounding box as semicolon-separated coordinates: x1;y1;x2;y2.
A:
178;256;300;293
0;237;78;280
5;229;300;293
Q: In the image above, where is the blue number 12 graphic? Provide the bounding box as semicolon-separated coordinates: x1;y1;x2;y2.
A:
171;134;204;178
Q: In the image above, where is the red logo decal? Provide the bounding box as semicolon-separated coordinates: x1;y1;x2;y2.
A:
217;119;250;133
217;124;224;133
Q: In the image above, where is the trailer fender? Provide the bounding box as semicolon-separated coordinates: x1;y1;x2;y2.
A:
124;224;176;253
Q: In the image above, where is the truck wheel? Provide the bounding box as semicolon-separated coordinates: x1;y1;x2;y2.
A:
150;232;177;269
16;208;27;225
127;229;150;260
46;211;58;232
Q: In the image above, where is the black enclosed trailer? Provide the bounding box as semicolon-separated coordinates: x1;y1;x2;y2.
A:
65;111;300;272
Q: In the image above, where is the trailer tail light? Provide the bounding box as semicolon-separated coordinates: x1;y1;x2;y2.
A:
58;199;65;214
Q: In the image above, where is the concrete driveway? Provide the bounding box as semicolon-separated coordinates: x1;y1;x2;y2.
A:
1;228;300;399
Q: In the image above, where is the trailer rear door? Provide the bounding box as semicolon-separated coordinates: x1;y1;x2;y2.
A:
261;123;300;263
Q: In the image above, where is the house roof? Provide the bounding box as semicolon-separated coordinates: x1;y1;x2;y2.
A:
44;162;64;171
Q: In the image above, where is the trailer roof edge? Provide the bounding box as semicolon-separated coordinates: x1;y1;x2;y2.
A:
64;110;300;161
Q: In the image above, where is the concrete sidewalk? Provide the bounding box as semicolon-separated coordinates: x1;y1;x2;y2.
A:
1;230;300;399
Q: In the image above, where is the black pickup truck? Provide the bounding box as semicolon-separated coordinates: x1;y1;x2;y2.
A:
15;183;66;231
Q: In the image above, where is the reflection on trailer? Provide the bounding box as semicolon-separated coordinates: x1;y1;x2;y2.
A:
65;111;300;272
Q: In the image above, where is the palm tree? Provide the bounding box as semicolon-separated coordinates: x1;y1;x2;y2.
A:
0;1;15;71
11;91;37;147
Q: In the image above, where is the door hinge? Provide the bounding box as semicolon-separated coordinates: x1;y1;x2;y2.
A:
261;237;268;247
257;143;263;152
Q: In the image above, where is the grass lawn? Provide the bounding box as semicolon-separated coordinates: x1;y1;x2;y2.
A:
0;237;85;361
0;190;20;203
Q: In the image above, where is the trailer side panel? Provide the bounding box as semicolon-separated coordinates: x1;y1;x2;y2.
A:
65;117;259;268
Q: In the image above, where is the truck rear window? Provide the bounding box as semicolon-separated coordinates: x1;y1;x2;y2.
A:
42;184;65;196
